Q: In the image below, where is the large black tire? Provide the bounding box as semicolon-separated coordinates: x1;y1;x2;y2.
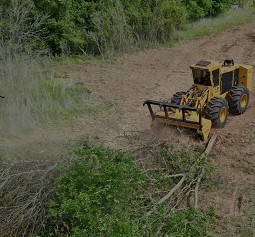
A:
228;85;250;115
171;92;186;105
204;98;229;128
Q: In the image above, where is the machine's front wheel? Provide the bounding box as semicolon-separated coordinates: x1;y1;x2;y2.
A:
228;85;250;115
171;92;186;105
204;98;229;128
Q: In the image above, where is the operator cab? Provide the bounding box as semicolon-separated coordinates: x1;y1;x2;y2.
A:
192;69;211;86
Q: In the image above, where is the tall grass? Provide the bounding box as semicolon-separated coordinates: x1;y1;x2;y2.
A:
0;49;108;136
170;4;255;43
34;78;107;123
0;51;37;135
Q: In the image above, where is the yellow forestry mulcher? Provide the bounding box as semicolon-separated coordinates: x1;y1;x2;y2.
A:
143;59;253;140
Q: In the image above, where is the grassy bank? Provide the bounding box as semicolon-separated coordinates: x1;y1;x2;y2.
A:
169;4;255;44
34;74;108;124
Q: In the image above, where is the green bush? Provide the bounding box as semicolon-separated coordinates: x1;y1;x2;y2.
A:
31;0;235;54
164;209;212;237
87;0;133;55
209;0;235;16
183;0;234;20
33;0;90;55
124;0;188;43
161;145;212;181
44;142;213;237
47;142;146;236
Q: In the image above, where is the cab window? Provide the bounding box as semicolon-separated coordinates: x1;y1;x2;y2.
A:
192;69;211;86
212;69;220;87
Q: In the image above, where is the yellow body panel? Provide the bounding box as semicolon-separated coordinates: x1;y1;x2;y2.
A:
191;61;253;92
191;61;253;101
239;65;253;91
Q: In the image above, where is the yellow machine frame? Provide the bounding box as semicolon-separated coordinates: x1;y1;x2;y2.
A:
144;59;253;140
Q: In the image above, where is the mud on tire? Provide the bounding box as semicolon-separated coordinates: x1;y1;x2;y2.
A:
228;85;249;115
204;98;229;128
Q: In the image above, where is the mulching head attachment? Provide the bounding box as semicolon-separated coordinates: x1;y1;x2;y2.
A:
143;100;212;140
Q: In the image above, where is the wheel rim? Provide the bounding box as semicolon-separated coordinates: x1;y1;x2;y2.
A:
240;94;247;108
220;107;227;123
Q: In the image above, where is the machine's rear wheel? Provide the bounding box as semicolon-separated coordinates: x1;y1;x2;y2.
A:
204;98;229;128
228;85;249;115
171;92;186;105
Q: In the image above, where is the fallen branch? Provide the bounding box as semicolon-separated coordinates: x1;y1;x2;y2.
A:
145;173;186;217
194;134;217;209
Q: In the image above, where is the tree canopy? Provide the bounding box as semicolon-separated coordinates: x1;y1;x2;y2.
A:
0;0;234;55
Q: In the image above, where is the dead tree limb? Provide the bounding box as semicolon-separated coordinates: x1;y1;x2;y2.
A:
194;134;217;209
145;173;186;217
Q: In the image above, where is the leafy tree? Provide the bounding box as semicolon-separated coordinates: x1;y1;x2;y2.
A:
183;0;234;20
0;0;45;53
0;0;236;55
209;0;235;16
183;0;213;20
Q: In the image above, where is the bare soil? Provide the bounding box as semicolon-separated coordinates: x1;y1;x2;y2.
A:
3;20;255;235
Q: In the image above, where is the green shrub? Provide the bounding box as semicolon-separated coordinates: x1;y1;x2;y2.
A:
44;142;213;237
125;0;188;43
183;0;234;20
161;145;212;181
209;0;235;16
183;0;213;20
46;142;146;236
87;0;133;55
164;208;212;237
